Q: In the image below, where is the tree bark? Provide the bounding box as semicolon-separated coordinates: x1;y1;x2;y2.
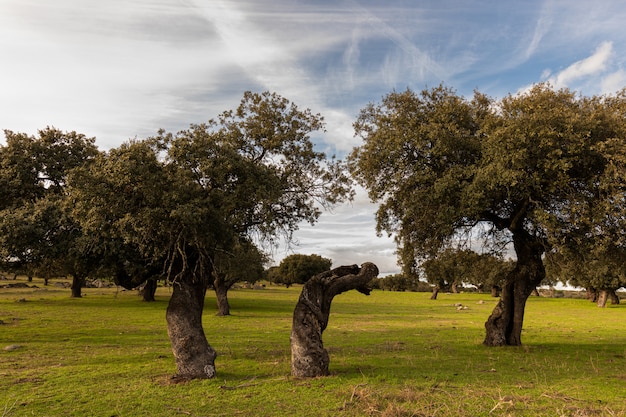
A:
597;289;609;308
141;279;157;302
213;275;231;316
71;274;86;298
608;289;620;305
290;262;379;378
166;273;217;379
483;231;545;346
430;286;439;300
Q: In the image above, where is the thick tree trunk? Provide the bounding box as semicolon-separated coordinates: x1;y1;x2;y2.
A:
597;290;609;308
483;231;545;346
290;263;379;378
430;286;439;300
166;273;217;379
608;289;620;305
213;275;231;316
71;275;86;298
141;279;157;302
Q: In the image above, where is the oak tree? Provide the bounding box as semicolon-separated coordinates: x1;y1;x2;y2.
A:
349;84;626;346
68;91;353;379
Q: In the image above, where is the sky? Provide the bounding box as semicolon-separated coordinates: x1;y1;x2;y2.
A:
2;0;626;275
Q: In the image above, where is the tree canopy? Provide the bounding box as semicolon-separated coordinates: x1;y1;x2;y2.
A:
270;253;332;287
349;84;626;345
66;91;354;378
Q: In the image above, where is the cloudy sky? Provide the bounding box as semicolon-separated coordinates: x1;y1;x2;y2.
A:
2;0;626;274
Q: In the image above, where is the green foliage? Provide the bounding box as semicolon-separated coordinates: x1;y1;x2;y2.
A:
422;248;513;292
1;279;625;416
0;127;100;282
67;91;353;287
349;84;626;282
374;273;430;292
270;253;332;286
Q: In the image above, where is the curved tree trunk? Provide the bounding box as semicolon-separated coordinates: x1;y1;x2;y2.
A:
141;279;157;302
71;274;86;298
430;286;439;300
483;231;545;346
608;289;620;305
213;275;231;316
290;263;379;378
166;273;217;379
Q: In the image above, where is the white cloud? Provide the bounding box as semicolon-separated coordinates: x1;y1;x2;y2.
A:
601;70;626;94
549;41;613;89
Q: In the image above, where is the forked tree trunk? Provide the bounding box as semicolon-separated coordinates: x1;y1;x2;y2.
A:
71;274;86;298
166;273;217;379
213;275;231;316
483;231;545;346
290;262;379;378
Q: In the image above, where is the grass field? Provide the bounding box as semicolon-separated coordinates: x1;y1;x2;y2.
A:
1;277;625;417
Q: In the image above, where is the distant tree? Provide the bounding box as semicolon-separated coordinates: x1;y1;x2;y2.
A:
67;91;353;379
212;238;267;316
0;127;100;296
375;273;426;292
272;254;332;287
349;84;626;346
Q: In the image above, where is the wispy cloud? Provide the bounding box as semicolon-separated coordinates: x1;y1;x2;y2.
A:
546;41;613;89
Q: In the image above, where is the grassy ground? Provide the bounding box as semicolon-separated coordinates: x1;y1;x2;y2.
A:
1;277;625;417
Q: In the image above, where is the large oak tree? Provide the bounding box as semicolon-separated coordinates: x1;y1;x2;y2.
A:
67;91;353;379
349;84;626;346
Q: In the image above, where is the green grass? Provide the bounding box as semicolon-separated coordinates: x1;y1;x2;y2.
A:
1;278;625;416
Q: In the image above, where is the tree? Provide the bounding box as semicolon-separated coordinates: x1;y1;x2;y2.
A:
349;84;626;346
67;91;353;379
212;238;267;316
271;253;332;287
290;262;379;377
0;127;100;296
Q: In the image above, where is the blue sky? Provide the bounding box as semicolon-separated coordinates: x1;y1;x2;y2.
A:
1;0;626;274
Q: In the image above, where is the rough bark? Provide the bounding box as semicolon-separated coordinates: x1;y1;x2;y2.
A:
290;262;379;378
213;275;231;316
166;273;217;379
483;231;545;346
597;290;609;308
71;274;86;298
608;289;620;305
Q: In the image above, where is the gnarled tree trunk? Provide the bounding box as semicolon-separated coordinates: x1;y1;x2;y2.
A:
166;273;217;379
483;231;545;346
290;262;379;378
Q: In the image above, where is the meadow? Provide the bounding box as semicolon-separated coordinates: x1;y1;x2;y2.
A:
1;277;625;417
